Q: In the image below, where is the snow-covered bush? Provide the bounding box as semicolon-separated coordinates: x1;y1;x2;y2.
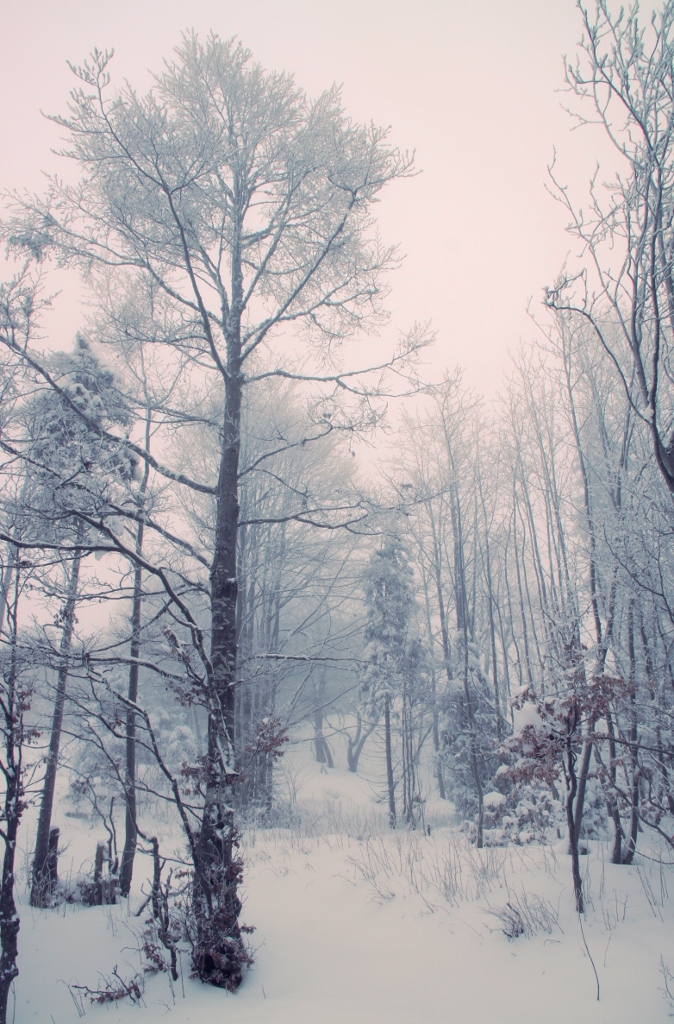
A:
482;781;564;847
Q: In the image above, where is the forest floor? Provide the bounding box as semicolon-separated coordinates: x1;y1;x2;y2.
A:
12;729;674;1023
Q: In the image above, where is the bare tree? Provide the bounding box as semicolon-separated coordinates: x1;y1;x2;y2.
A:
547;0;674;495
2;35;427;985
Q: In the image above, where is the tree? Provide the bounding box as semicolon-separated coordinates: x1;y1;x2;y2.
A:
547;0;674;495
3;34;426;985
0;277;44;1019
24;336;133;906
393;377;512;813
361;535;416;828
0;554;36;1024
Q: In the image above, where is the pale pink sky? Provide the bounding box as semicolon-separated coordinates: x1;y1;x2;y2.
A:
0;0;638;393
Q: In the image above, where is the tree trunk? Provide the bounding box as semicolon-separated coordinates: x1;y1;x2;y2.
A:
31;542;82;907
605;712;623;864
0;778;20;1024
431;669;446;800
119;543;143;897
120;418;151;898
384;695;396;829
487;581;501;743
622;769;640;865
0;565;23;1024
46;828;59;891
512;488;534;689
564;737;584;913
573;725;594;844
401;680;416;825
347;711;376;773
313;707;333;768
425;511;449;799
622;600;639;865
450;478;484;848
0;555;14;639
194;290;246;987
463;673;484;849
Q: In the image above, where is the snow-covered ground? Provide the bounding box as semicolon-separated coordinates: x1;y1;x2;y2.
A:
13;725;674;1023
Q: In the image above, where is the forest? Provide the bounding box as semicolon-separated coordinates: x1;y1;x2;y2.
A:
1;2;674;1021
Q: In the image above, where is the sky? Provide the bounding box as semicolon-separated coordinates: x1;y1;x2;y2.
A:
0;0;644;394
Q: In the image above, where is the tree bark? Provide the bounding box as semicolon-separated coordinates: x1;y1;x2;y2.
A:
573;723;594;844
31;541;83;907
0;565;23;1024
0;772;20;1024
564;736;584;913
0;556;14;640
119;533;143;897
623;600;640;865
120;420;151;899
193;243;246;988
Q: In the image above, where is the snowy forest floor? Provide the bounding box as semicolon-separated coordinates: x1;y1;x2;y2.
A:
12;730;674;1023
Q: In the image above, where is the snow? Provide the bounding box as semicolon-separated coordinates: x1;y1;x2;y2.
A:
512;701;546;736
11;727;674;1023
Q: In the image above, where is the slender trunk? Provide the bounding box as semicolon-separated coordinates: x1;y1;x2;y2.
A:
462;638;483;849
564;735;584;912
0;556;14;639
623;600;639;865
31;541;83;906
313;705;333;768
120;415;151;897
119;530;144;895
347;711;363;772
0;565;23;1024
422;524;446;798
513;489;534;689
347;711;376;773
401;674;416;825
486;563;501;742
605;711;623;864
314;707;327;763
573;732;593;843
0;795;20;1024
440;424;484;845
451;483;483;847
494;592;513;714
430;666;445;799
518;507;545;684
191;705;204;756
384;695;396;829
565;351;602;848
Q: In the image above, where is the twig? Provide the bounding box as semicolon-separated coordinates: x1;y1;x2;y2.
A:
578;912;600;1001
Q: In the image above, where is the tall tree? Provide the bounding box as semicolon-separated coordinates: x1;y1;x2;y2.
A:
547;0;674;495
3;36;426;985
361;535;416;828
26;337;132;906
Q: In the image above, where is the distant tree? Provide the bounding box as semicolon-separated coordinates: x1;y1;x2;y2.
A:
361;536;416;828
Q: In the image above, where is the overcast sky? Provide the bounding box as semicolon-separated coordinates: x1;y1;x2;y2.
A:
0;0;641;394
